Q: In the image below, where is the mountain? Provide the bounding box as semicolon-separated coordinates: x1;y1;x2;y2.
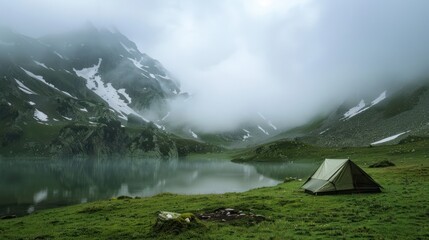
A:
270;78;429;147
159;111;282;149
232;78;429;162
0;26;217;157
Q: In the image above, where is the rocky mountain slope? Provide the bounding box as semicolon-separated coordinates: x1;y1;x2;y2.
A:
0;26;216;157
272;79;429;147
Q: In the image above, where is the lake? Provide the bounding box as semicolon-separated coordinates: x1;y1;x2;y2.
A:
0;158;318;216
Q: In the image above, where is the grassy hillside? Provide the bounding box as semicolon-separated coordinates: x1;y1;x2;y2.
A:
232;136;429;163
0;142;428;239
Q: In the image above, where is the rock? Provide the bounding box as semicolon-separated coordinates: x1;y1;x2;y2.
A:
284;177;297;183
369;160;395;168
117;195;132;200
153;211;202;235
196;207;267;224
1;215;17;220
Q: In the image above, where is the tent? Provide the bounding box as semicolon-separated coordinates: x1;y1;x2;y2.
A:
302;159;382;195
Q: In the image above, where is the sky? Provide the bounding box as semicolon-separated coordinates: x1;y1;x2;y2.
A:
2;0;429;132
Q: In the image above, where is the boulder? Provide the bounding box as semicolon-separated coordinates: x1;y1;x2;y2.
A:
369;160;395;168
153;211;202;235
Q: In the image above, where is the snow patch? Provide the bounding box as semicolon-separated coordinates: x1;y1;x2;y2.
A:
141;73;149;78
342;91;387;120
28;101;36;106
62;116;72;121
371;91;386;105
79;108;88;112
189;129;198;139
34;109;48;122
342;100;366;120
127;57;149;73
161;112;170;121
15;79;37;95
74;58;148;122
54;51;64;59
7;102;11;106
258;125;269;135
61;91;76;98
257;112;266;120
117;88;132;104
371;131;410;145
320;128;329;135
33;60;49;70
268;122;277;131
258;112;277;130
21;68;76;98
120;42;137;54
149;73;156;79
242;129;251;141
157;74;170;80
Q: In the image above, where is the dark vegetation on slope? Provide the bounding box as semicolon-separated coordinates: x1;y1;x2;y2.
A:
0;118;222;158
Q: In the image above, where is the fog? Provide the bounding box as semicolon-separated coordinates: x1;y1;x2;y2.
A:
2;0;429;132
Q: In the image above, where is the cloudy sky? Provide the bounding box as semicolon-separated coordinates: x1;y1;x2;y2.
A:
2;0;429;131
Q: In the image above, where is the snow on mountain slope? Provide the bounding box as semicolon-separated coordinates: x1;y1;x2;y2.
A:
33;60;50;70
34;109;48;122
341;91;387;120
117;89;132;104
371;91;386;105
15;79;37;95
242;129;251;141
319;128;329;135
20;68;76;98
161;112;170;121
189;129;198;139
54;51;64;59
371;131;410;145
127;57;149;72
74;58;148;122
342;100;366;120
258;125;269;135
120;42;137;54
258;112;277;130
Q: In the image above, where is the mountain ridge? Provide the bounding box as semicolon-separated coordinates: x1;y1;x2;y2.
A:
0;27;217;157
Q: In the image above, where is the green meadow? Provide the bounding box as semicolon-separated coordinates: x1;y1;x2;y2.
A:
0;137;428;239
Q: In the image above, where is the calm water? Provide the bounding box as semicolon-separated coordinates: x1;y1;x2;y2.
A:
0;158;317;216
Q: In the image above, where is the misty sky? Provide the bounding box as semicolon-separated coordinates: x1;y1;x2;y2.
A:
2;0;429;132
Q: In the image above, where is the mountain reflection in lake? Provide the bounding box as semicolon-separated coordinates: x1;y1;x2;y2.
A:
0;158;316;216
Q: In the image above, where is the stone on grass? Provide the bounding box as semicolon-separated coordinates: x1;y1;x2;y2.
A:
369;160;395;168
153;211;202;235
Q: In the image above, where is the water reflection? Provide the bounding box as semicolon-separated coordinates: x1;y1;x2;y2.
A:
0;158;316;216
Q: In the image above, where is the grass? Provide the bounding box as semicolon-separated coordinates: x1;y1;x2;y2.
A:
0;139;428;239
232;135;429;165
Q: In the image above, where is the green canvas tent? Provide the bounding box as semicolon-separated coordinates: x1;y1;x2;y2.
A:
302;159;382;195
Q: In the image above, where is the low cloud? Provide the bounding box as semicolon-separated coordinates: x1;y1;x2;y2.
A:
2;0;429;131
